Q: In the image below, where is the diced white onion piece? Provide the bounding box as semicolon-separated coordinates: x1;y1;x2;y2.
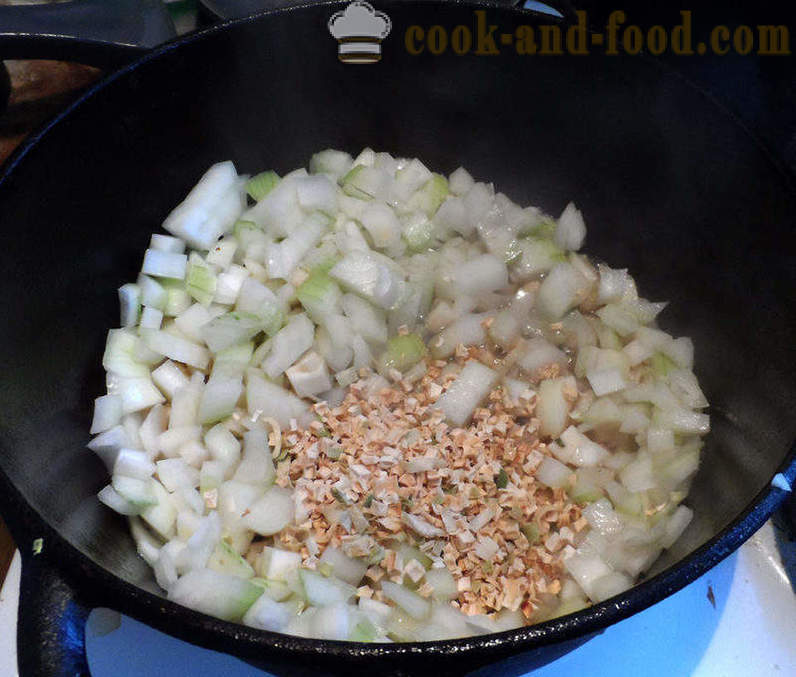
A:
206;238;237;270
537;263;581;320
668;369;707;409
433;197;470;236
351;334;374;370
653;408;710;434
448;166;475;196
141;479;177;539
296;174;338;215
596;304;639;337
178;510;222;571
454;254;508;295
128;517;161;566
137;274;167;311
175;303;213;343
236;277;279;315
310;149;353;179
169;375;203;428
315;319;352;372
139;306;163;330
319;547;368;586
434;360;498;426
163;162;244;251
461;182;493;232
156;458;199;492
176;487;205;515
536;376;575;438
204;424;241;473
103;329;149;378
582;499;623;536
597;264;631;304
265;212;328;279
216;481;263;535
392;158;433;203
536;456;572;489
518;337;569;378
98;484;140;515
635;326;673;351
141;329;210;370
300;570;356;607
153;541;183;590
381;581;431;620
488;309;520;349
619;454;657;492
246;370;310;429
341;294;387;344
119;283;141;327
342;164;390;201
151;360;190;400
150;233;186;254
233;429;276;487
622;339;653;366
286;351;332;398
564;551;613;601
116;376;166;415
169;568;262;622
329;250;406;310
136;405;166;459
586;368;627;396
141;249;187;280
360;202;402;251
114;448;156;480
663;336;694;369
90;394;123;435
424;568;458;601
262;313;315;379
560;426;610;466
422;602;472;641
645;428;673;455
555;202;586;251
197;374;242;425
243;593;291;632
178;439;209;468
157;426;201;458
214;264;249;305
112;475;156;507
618;404;650;434
258;547;302;581
430;313;489;359
243;177;301;237
241;486;295;535
202;312;261;353
590;571;633;602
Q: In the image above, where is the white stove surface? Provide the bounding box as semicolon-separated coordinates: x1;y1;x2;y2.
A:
1;521;794;676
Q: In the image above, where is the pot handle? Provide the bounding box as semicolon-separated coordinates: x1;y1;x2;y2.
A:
0;0;177;68
15;540;94;677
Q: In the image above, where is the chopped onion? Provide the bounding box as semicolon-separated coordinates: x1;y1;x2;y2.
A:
536;456;572;489
554;202;586;251
434;360;498;426
91;148;711;640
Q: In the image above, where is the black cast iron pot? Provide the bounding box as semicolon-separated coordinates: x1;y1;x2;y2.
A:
0;2;794;675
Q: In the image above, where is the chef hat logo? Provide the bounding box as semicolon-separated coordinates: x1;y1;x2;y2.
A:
328;1;392;64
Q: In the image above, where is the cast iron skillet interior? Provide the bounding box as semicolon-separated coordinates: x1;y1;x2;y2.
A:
0;2;794;675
